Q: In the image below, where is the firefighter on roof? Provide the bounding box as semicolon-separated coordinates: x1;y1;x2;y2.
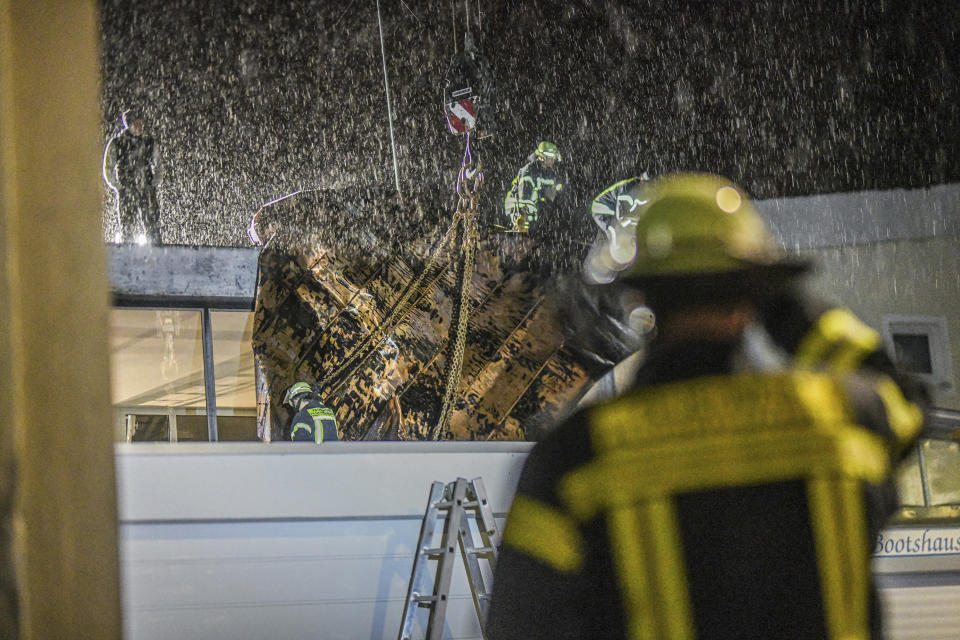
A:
104;110;163;244
590;172;651;239
283;381;340;443
487;172;926;640
502;141;564;234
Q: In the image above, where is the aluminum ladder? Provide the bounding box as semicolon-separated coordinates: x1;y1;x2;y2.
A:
398;477;501;640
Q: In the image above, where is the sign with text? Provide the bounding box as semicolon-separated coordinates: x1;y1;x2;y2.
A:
874;527;960;558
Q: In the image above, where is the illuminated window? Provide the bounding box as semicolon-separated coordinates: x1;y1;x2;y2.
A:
110;308;258;442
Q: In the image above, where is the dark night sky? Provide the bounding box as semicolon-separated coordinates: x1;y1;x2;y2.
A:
100;0;960;247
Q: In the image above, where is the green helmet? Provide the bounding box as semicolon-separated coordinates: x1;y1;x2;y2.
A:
619;173;807;282
535;141;561;161
283;381;313;406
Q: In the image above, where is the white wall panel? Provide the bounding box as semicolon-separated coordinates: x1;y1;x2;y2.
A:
117;443;528;640
117;443;960;640
880;585;960;640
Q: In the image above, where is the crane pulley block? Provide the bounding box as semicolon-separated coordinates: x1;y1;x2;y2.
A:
442;34;496;136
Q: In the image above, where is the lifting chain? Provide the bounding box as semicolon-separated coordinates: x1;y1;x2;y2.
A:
317;136;483;407
431;133;483;440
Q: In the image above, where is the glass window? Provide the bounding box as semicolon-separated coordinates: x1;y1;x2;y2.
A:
110;308;260;442
173;415;211;442
211;311;258;441
892;333;933;375
922;439;960;506
127;414;170;442
894;446;925;507
893;439;960;509
110;308;205;440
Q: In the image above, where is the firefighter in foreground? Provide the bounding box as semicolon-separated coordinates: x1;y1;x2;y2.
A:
283;381;340;443
487;173;926;639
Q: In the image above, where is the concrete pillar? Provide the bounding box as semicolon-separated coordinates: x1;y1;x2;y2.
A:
0;1;122;638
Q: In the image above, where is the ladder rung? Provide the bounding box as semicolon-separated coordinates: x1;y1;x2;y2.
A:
412;594;440;605
463;546;495;554
399;478;502;639
422;546;455;556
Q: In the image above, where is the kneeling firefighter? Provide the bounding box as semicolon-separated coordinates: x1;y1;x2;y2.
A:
487;173;927;640
502;141;565;234
283;381;340;443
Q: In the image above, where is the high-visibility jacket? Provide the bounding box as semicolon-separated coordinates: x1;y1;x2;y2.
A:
289;400;340;443
487;337;924;640
590;175;649;235
503;160;564;233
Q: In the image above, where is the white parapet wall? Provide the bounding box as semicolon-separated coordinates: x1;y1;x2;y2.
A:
117;442;960;640
116;442;533;640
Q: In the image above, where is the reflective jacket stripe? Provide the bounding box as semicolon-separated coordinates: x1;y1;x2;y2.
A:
502;495;584;573
552;370;901;640
796;308;881;372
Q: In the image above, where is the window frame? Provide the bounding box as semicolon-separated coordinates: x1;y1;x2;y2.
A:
112;301;259;443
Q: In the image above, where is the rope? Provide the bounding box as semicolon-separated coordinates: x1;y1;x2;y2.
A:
431;133;483;439
451;0;457;54
376;0;402;197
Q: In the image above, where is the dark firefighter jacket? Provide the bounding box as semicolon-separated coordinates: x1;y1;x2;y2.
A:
487;331;925;640
503;160;564;233
113;131;158;192
590;176;648;235
289;400;340;443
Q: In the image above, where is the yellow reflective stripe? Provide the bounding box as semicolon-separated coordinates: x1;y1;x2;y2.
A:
794;374;889;482
502;495;584;573
807;479;845;639
607;501;694;640
645;499;694;640
839;479;870;636
874;376;924;445
565;373;890;522
796;309;881;372
588;372;818;453
291;422;311;439
807;478;869;640
592;178;637;206
561;425;888;522
609;506;657;640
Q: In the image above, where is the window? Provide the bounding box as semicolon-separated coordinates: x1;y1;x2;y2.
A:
881;315;954;393
110;307;259;442
894;410;960;510
211;311;258;440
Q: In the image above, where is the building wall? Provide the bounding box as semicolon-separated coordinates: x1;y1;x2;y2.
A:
802;236;960;410
117;444;960;640
117;442;531;640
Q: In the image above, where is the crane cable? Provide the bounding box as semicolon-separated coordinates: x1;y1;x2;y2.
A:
376;0;402;198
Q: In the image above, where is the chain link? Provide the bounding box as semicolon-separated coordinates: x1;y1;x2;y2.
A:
315;135;482;440
431;134;483;439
